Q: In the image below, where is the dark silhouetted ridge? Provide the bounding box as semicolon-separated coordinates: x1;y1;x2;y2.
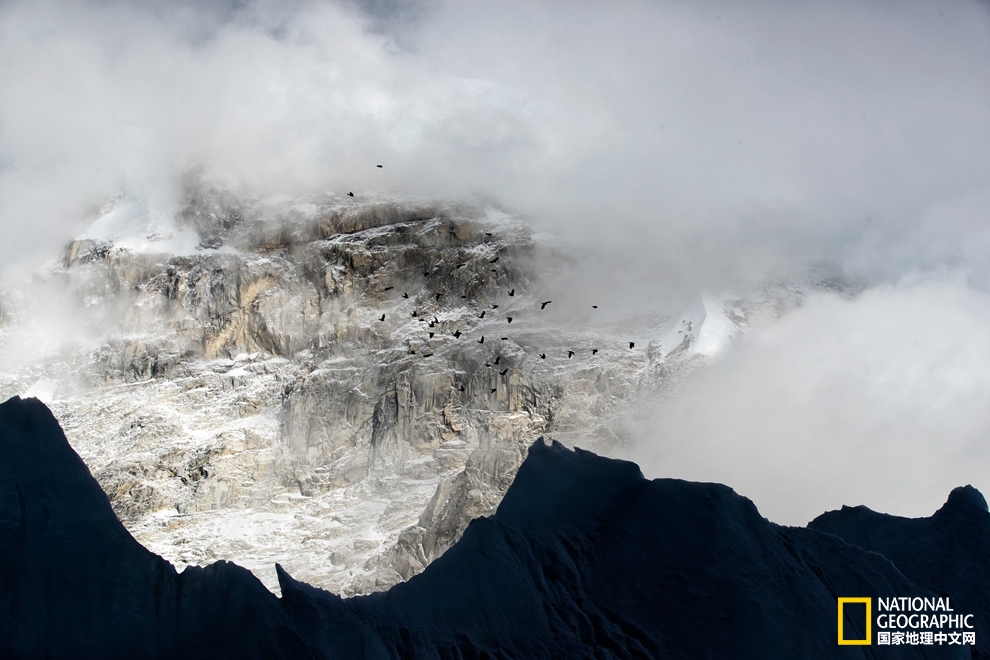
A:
811;484;990;651
1;395;983;659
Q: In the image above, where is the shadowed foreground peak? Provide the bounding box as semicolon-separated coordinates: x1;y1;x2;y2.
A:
1;395;986;658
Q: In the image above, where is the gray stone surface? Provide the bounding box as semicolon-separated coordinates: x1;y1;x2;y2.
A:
0;185;770;595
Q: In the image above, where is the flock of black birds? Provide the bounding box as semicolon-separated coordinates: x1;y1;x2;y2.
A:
349;165;637;395
369;233;640;395
383;284;610;381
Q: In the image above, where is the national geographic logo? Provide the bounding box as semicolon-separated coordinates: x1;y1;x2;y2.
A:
838;598;871;645
838;597;977;647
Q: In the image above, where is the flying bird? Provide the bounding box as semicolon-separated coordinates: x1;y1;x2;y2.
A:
457;263;467;269
379;314;385;321
507;317;513;323
494;356;500;365
412;310;418;317
492;304;499;309
377;164;383;168
429;332;435;338
384;286;394;291
501;337;509;340
592;349;598;355
434;317;439;324
479;311;485;318
539;353;546;359
453;330;462;338
541;301;552;310
424;271;431;277
629;342;635;349
436;293;442;300
461;295;468;299
568;351;574;358
508;289;515;296
491;269;498;273
402;292;409;299
592;305;598;309
347;192;354;197
490;257;499;264
485;232;493;236
478;336;485;344
458;384;465;392
499;369;508;376
485;362;491;368
491;388;497;394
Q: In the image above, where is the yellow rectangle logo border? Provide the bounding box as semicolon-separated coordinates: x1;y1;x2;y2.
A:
838;597;872;645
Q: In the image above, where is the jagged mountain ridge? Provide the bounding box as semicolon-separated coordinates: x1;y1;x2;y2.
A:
0;186;740;594
1;396;984;659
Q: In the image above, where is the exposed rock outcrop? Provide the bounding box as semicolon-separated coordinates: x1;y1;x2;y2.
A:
2;190;709;593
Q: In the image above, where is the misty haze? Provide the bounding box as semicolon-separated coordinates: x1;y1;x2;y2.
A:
1;0;989;634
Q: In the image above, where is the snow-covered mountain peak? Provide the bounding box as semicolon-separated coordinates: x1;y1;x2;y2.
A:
0;189;805;595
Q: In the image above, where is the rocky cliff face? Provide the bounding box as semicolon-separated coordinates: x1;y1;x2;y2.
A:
0;185;737;594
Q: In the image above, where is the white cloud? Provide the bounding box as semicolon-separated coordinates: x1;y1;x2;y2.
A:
0;0;987;288
625;274;990;524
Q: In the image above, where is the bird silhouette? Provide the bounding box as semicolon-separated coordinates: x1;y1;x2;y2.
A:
494;356;501;364
490;388;497;394
347;192;354;197
461;295;468;299
629;342;635;349
508;289;515;296
429;332;435;338
499;369;508;376
592;305;598;309
458;384;465;392
568;351;574;358
507;317;513;323
453;330;462;338
457;263;467;269
491;269;498;273
478;336;485;344
485;362;491;368
402;292;409;299
490;257;499;264
492;304;499;309
501;337;509;340
409;349;416;354
539;353;546;359
434;317;439;324
379;314;385;321
592;349;598;355
428;321;435;328
436;293;442;301
384;286;394;291
412;311;418;317
485;232;493;236
479;311;485;318
541;301;552;310
424;271;431;277
377;164;383;168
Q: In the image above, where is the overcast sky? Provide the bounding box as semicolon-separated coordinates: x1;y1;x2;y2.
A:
1;0;989;522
